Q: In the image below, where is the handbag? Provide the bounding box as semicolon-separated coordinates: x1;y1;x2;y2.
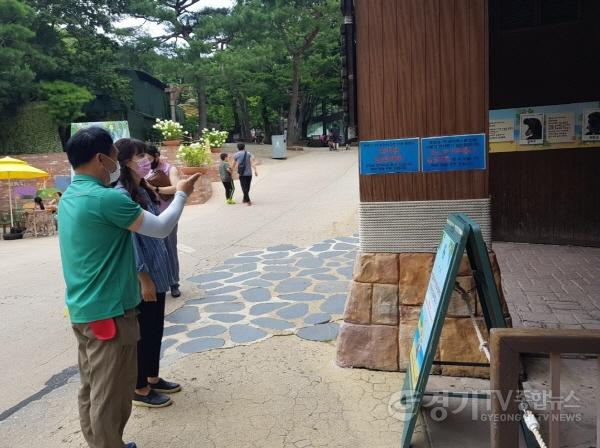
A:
237;152;249;176
146;169;172;201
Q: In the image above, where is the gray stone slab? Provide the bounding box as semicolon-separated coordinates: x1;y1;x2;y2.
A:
262;272;290;281
296;323;339;342
279;292;324;302
229;325;268;344
267;244;298;252
304;313;331;325
297;268;330;277
309;243;332;252
160;338;178;358
262;258;296;265
292;252;313;259
165;306;200;324
187;295;237;305
326;261;342;267
178;338;225;354
163;325;188;337
263;265;298;273
249;302;288;316
199;282;224;290
275;278;312;294
238;251;264;256
333;242;358;251
241;287;272;302
188;271;233;283
312;274;339;281
203;302;246;313
318;251;347;259
224;272;260;284
296;257;324;268
230;263;259;273
187;325;227;338
206;286;241;296
337;267;354;279
209;313;246;323
320;294;347;314
277;303;309;320
336;236;359;244
262;252;290;259
224;256;262;264
251;317;294;330
243;279;273;287
314;281;349;294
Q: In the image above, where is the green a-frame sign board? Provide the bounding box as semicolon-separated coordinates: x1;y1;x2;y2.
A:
399;214;509;448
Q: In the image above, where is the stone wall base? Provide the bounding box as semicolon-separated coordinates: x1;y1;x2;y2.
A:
336;252;512;378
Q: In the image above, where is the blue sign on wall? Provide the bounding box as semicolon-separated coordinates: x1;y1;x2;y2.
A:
421;133;487;172
359;138;420;175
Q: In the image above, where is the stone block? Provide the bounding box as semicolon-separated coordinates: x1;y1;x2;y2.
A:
372;284;399;326
354;253;399;284
448;276;478;318
343;281;372;325
399;304;421;321
399;253;434;305
439;317;490;378
336;323;399;371
458;255;473;276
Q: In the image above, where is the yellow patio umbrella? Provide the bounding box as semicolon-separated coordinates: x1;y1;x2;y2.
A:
0;156;49;227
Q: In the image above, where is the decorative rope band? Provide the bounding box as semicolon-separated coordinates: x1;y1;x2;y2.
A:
359;198;492;253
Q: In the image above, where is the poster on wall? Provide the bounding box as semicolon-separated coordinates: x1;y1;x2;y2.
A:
582;109;600;142
70;121;131;141
489;101;600;153
546;112;575;144
489;118;515;143
359;138;420;175
421;134;486;172
519;113;544;145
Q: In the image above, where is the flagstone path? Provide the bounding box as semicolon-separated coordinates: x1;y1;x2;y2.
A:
160;235;359;362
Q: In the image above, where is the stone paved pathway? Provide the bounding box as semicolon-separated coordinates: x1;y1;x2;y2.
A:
161;235;359;362
495;242;600;330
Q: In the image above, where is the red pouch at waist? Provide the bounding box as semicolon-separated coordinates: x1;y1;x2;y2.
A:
89;318;117;341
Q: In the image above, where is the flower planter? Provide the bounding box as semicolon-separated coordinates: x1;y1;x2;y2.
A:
180;166;209;176
210;147;223;153
3;231;24;240
163;139;182;147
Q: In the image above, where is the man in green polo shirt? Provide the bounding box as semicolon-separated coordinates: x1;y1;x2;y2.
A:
58;127;199;448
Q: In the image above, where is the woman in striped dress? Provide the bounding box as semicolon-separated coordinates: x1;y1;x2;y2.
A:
115;138;181;408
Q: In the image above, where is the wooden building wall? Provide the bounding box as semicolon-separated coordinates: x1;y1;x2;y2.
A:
489;0;600;246
356;0;489;203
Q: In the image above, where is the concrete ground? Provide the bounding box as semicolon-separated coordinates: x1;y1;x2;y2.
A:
1;144;599;447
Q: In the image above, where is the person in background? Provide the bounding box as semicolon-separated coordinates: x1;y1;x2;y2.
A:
219;152;235;204
144;145;182;298
48;191;62;212
58;127;199;448
34;196;45;210
115;139;181;409
231;143;258;206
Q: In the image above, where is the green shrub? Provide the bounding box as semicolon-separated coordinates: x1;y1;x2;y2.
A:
0;102;63;154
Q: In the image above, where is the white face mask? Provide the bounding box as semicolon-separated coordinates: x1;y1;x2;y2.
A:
101;155;120;184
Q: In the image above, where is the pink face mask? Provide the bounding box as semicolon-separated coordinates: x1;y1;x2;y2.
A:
135;158;152;178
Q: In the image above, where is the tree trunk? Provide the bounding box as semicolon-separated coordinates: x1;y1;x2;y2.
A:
262;104;272;144
196;86;207;136
235;96;251;141
287;55;301;144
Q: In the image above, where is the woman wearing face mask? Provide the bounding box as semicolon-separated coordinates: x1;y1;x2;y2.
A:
145;145;182;298
114;138;181;408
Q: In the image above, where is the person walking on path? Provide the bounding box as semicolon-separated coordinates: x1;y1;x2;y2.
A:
57;127;199;448
231;143;258;206
144;145;183;298
219;152;235;204
114;139;181;409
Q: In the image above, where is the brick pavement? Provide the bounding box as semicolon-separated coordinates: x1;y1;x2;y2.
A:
494;242;600;330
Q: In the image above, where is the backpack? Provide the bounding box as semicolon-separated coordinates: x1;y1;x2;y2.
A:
237;151;249;176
